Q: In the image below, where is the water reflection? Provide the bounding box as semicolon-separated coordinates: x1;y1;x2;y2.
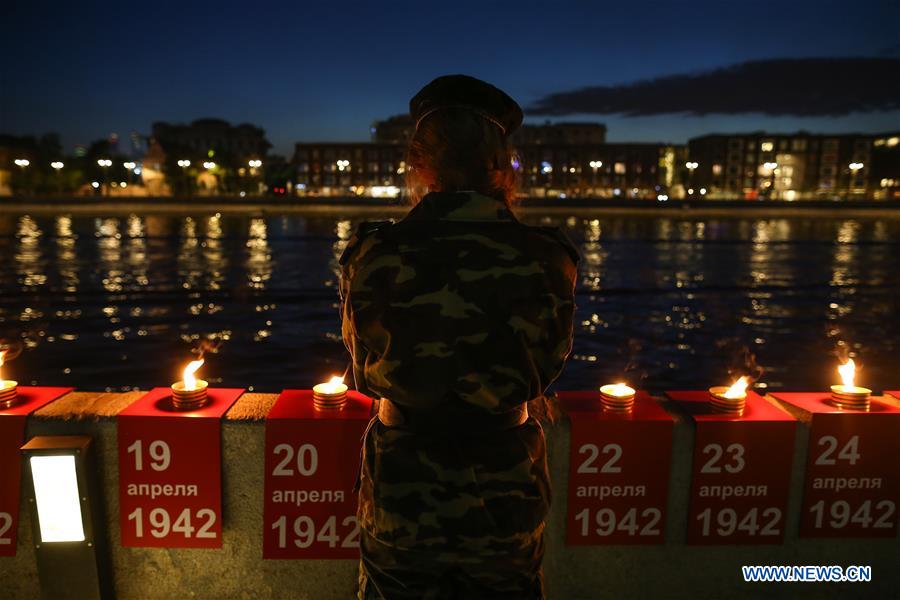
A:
247;218;273;290
55;215;79;292
16;215;46;288
0;212;897;392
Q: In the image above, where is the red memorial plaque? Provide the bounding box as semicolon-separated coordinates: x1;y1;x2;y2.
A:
560;391;674;545
262;390;372;559
773;392;900;538
667;391;796;545
0;387;72;556
117;387;243;548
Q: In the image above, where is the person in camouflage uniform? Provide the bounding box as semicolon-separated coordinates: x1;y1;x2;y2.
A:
339;75;579;599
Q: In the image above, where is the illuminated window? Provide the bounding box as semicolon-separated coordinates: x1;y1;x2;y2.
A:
791;139;807;151
760;141;774;152
614;162;626;174
712;164;723;176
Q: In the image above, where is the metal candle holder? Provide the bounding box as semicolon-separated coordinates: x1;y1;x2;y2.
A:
599;384;635;413
708;386;746;416
312;382;348;411
0;380;19;409
170;380;209;411
829;385;872;411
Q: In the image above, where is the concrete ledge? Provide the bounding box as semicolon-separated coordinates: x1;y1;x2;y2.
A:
3;391;898;599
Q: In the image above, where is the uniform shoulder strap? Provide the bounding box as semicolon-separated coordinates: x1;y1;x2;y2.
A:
530;226;581;265
339;220;394;266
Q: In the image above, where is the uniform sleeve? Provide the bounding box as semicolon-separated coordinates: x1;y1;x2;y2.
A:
339;225;377;398
340;269;374;398
532;247;578;391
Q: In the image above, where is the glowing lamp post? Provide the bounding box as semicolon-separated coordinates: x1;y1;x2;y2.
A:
312;376;348;410
598;382;636;412
170;359;209;410
0;350;19;409
708;376;749;415
829;359;871;410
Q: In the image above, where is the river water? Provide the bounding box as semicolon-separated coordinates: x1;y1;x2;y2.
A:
0;210;898;393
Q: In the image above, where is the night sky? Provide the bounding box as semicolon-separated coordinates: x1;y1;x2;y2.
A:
2;0;898;156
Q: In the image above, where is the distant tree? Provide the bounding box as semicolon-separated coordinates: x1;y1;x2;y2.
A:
263;155;294;195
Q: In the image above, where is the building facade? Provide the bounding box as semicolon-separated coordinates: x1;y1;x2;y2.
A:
152;119;270;165
293;142;408;197
292;140;681;199
687;132;896;200
296;120;684;199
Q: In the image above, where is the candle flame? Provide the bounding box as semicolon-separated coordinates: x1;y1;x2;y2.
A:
0;349;5;383
319;376;345;393
838;359;856;388
723;376;749;399
183;359;204;391
609;382;633;396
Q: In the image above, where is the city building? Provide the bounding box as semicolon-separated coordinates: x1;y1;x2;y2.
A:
370;116;607;146
516;142;682;199
511;121;607;146
371;115;414;144
292;139;679;199
687;131;892;200
298;119;678;199
292;142;408;197
151;119;270;165
871;132;900;200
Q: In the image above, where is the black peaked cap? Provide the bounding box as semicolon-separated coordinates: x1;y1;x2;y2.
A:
410;74;523;135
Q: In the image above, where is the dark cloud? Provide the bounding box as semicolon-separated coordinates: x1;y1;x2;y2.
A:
528;58;900;117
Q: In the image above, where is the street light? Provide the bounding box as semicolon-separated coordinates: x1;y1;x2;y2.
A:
14;159;31;167
97;159;112;196
122;162;137;187
762;162;778;198
248;159;262;168
588;161;603;196
685;162;699;196
848;162;865;197
49;162;65;194
177;159;191;168
336;159;350;172
203;161;216;169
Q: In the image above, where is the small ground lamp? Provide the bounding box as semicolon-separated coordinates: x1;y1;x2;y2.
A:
0;349;19;409
708;376;749;415
21;435;111;599
830;359;871;410
313;376;348;410
599;382;636;412
171;358;209;410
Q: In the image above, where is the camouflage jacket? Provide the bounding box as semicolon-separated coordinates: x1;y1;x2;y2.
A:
340;192;578;595
339;191;579;417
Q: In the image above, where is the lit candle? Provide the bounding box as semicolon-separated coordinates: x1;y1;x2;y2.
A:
708;376;748;415
0;349;19;409
312;376;348;410
829;359;871;410
599;382;636;412
171;359;209;410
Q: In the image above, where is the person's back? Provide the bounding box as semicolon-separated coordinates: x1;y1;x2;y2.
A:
340;75;579;599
